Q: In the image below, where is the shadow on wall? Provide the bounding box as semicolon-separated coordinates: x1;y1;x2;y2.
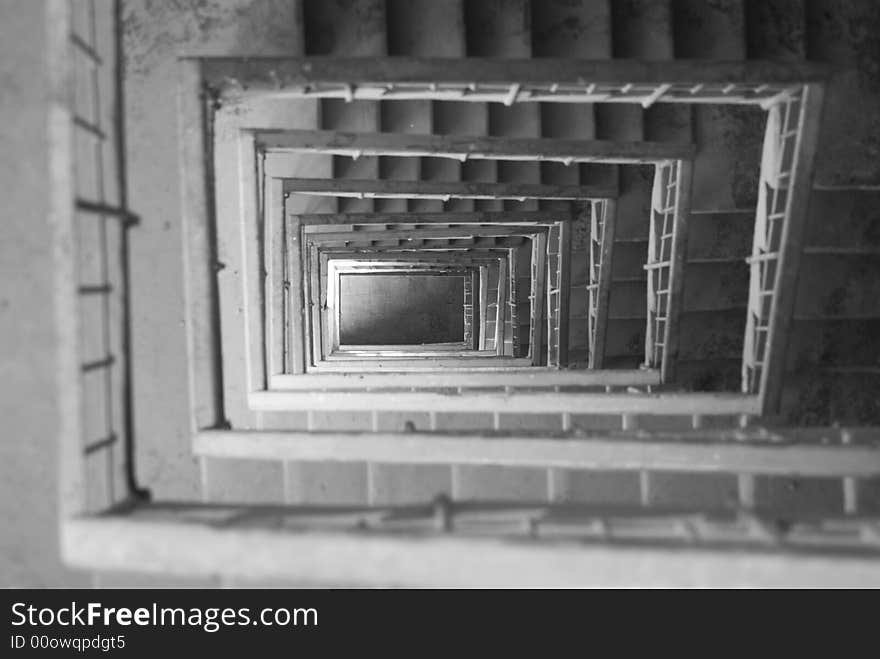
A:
339;274;465;345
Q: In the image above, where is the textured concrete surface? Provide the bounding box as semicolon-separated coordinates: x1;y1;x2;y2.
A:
0;0;87;587
806;0;880;186
339;274;465;345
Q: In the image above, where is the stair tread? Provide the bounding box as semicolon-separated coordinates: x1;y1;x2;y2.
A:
806;0;880;187
745;0;807;61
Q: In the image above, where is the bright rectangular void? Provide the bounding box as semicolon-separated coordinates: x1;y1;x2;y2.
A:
338;273;466;346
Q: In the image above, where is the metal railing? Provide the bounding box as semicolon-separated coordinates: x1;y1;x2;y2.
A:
587;199;614;369
644;162;678;371
742;91;803;394
643;159;692;382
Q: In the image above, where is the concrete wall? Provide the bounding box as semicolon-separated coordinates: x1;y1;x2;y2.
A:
0;0;86;587
122;0;305;498
339;274;465;345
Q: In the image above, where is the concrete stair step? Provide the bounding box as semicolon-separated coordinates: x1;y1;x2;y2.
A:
612;242;649;280
596;0;659;152
794;253;880;319
750;5;880;421
781;371;880;425
532;0;611;188
304;0;386;55
532;0;612;55
736;2;880;422
567;347;590;368
805;0;880;186
671;0;763;211
683;262;749;311
378;101;424;212
744;0;806;60
491;105;542;212
690;103;764;212
472;0;541;212
602;355;645;370
672;0;746;58
386;1;470;210
644;104;694;144
383;0;465;212
465;0;532;56
278;0;388;494
671;201;750;391
613;166;654;240
457;0;544;499
461;0;532;213
432;101;486;212
386;0;464;54
806;189;880;249
675;359;742;392
603;164;652;368
674;305;747;393
677;309;747;362
305;0;387;213
612;0;694;145
609;280;649;319
568;318;588;350
568;231;591;360
603;317;646;362
788;318;880;371
686;210;756;261
612;0;674;58
255;2;327;219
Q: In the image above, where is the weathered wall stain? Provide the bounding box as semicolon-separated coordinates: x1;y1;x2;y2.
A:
123;0;303;77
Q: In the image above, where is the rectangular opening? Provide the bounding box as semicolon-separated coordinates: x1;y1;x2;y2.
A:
338;273;466;346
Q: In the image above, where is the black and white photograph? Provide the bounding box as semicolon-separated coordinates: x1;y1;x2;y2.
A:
2;0;880;601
